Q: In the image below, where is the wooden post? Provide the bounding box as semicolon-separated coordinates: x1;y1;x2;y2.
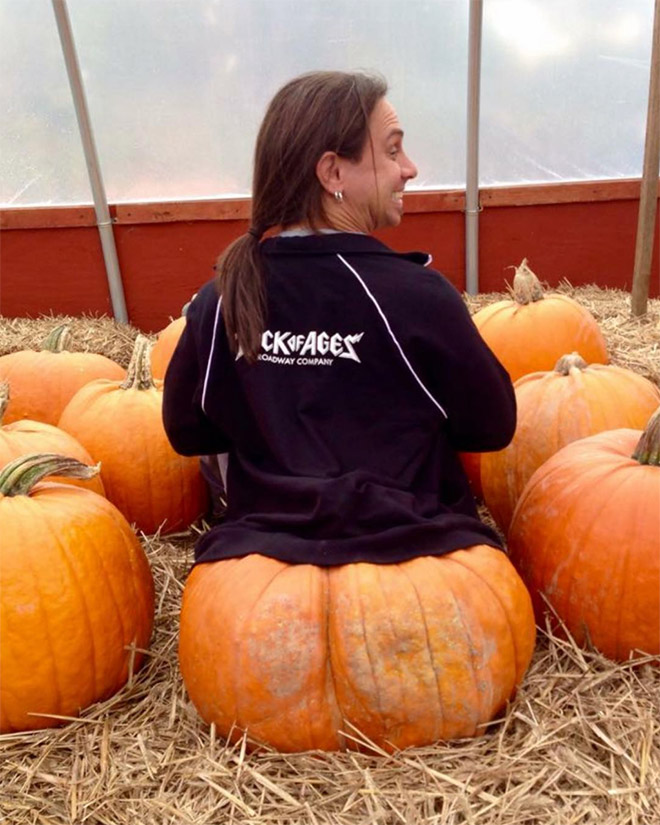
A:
631;0;660;317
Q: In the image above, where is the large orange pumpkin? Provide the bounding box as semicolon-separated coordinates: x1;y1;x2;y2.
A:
0;381;105;496
58;335;208;535
151;315;186;380
0;454;155;733
481;353;660;533
471;261;608;384
508;410;660;661
179;546;536;752
0;324;126;425
458;451;483;499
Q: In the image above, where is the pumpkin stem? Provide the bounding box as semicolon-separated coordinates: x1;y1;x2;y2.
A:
554;352;588;375
0;453;100;497
121;335;156;391
41;324;71;353
0;381;9;423
631;407;660;466
512;259;545;305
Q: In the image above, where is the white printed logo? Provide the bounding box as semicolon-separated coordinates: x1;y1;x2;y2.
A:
245;330;364;366
263;330;363;360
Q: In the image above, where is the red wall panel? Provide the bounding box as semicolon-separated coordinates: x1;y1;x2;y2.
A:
1;226;113;318
1;183;657;333
478;200;654;294
113;220;246;330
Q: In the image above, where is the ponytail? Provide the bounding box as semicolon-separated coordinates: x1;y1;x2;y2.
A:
215;230;265;363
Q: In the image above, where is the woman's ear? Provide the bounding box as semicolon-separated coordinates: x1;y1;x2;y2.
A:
316;151;342;195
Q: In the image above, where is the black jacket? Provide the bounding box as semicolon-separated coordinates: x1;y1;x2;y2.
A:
162;232;515;565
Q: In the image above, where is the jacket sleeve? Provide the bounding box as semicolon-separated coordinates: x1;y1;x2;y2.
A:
161;288;232;457
397;272;516;453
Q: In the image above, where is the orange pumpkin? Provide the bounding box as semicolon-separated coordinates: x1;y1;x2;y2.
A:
458;451;483;499
481;353;660;533
0;454;155;732
179;546;536;752
58;335;208;535
0;324;126;425
151;315;186;380
508;410;660;661
0;381;105;496
472;261;608;384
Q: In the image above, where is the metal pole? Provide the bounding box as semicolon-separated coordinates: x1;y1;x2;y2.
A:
631;0;660;317
51;0;128;323
465;0;483;295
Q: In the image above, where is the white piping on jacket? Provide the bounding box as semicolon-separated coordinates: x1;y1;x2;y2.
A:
201;295;223;415
336;254;448;420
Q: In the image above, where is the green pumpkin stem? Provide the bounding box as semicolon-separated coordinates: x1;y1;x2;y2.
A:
0;453;100;497
41;324;71;353
631;407;660;466
121;335;156;391
512;259;545;305
0;381;9;423
554;352;588;375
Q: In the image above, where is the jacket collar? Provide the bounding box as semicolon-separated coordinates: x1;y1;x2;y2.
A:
261;232;432;267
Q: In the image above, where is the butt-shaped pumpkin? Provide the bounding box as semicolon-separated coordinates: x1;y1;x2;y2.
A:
179;545;536;752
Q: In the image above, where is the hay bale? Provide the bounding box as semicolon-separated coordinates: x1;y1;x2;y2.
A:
0;314;143;368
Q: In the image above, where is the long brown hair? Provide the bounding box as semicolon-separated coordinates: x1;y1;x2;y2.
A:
216;70;387;362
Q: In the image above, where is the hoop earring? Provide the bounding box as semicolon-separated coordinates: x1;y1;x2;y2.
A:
333;191;344;203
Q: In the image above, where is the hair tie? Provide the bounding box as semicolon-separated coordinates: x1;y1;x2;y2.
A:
247;227;261;239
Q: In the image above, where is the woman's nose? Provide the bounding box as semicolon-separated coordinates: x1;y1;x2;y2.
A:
402;153;418;180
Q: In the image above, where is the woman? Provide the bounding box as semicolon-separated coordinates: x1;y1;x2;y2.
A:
162;70;516;566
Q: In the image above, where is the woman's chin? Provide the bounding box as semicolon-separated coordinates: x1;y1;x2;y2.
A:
384;209;404;229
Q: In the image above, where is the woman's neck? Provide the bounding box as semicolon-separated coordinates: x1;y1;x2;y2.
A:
280;222;365;236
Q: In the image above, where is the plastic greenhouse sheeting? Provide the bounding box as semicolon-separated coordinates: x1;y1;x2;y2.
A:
0;0;655;207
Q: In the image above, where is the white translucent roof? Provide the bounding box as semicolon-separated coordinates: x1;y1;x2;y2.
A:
0;0;655;206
